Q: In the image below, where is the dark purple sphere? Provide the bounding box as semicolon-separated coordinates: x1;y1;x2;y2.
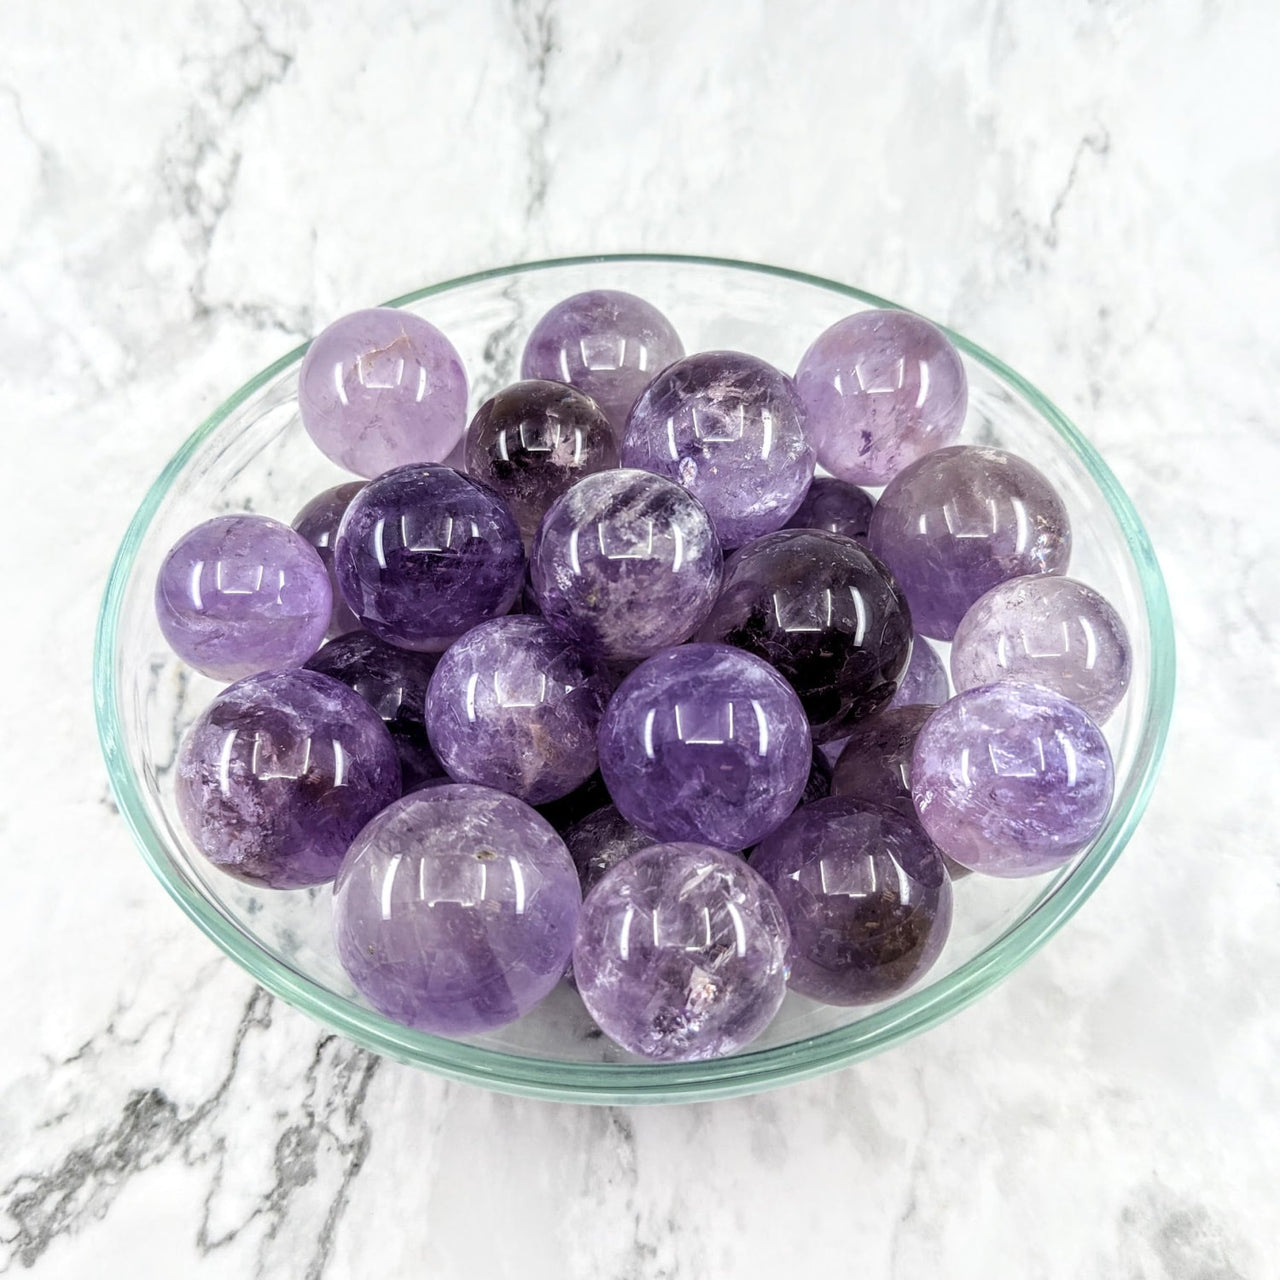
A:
564;805;655;899
292;482;367;637
801;748;834;806
783;476;875;543
535;771;613;834
831;704;934;816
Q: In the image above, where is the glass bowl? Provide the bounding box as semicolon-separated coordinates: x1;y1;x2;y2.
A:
94;255;1175;1104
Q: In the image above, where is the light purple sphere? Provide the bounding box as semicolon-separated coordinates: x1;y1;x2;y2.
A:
912;683;1114;877
530;468;723;662
889;634;950;709
868;446;1072;640
333;785;580;1035
175;669;400;888
597;643;812;851
425;616;612;804
299;308;468;478
520;290;684;433
291;481;366;637
155;514;332;681
573;843;790;1061
783;475;875;543
950;575;1132;722
622;351;815;548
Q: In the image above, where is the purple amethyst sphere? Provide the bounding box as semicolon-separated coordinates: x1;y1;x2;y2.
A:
333;785;580;1035
572;842;790;1061
831;704;935;816
564;805;655;899
155;514;332;681
292;481;366;638
175;669;400;888
889;635;950;709
621;351;815;548
783;475;875;543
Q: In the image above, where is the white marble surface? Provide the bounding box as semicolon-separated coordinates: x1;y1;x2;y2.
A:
1;1;1277;1275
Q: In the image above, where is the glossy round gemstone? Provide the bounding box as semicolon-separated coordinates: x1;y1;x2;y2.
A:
889;634;949;709
912;683;1114;876
529;468;723;662
622;351;815;548
155;515;332;681
298;308;467;478
175;669;400;888
597;643;811;850
333;785;580;1034
573;843;790;1061
464;379;620;542
696;529;913;743
750;796;952;1005
783;475;875;542
291;481;366;637
520;290;684;432
868;445;1072;640
535;771;612;834
425;616;611;804
564;805;654;898
950;575;1132;722
305;630;445;790
831;704;934;816
333;464;525;651
795;309;967;486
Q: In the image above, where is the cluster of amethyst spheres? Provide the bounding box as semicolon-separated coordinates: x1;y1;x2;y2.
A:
155;289;1131;1063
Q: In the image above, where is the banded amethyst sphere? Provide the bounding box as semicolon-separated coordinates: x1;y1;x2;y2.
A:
784;476;875;543
795;309;967;486
868;446;1072;640
889;634;949;709
951;575;1132;722
155;515;332;681
299;308;467;478
292;482;366;637
333;785;580;1034
305;630;445;790
175;669;400;888
464;379;619;542
530;469;723;661
597;643;811;850
573;843;790;1061
521;290;684;432
622;351;815;548
333;464;525;651
912;683;1114;877
696;529;913;743
425;616;611;804
564;805;654;898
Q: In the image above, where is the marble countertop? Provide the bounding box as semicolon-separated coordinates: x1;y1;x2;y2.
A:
2;1;1276;1275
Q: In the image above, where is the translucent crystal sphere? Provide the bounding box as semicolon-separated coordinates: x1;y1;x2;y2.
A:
291;481;366;637
563;805;655;898
889;634;950;709
784;475;875;543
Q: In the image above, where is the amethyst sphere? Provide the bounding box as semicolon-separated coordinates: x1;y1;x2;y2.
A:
305;630;445;789
889;634;950;709
750;796;952;1005
175;669;400;888
912;683;1114;877
292;482;366;637
333;464;525;651
831;704;934;816
520;289;684;432
155;514;332;681
950;575;1132;722
597;643;811;850
573;843;790;1061
298;308;467;478
621;351;815;548
333;785;580;1034
868;445;1072;640
784;476;875;543
795;309;967;486
564;805;654;898
425;616;611;804
464;379;620;542
530;468;723;662
696;529;913;743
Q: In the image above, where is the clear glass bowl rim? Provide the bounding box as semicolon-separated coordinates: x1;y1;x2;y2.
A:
93;253;1176;1104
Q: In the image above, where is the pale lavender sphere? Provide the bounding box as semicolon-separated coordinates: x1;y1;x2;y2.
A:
333;464;525;652
597;643;811;851
868;446;1072;640
889;634;950;709
573;843;790;1061
155;514;332;681
622;351;815;548
520;290;684;433
912;683;1114;877
333;785;580;1035
175;669;400;889
299;308;467;478
425;616;611;804
530;468;723;662
750;796;952;1005
292;481;366;637
950;575;1132;722
795;309;967;486
783;475;875;542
